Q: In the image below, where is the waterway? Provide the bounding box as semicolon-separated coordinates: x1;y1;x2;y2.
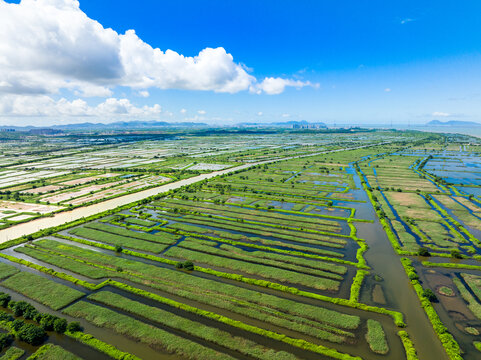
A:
0;142;391;243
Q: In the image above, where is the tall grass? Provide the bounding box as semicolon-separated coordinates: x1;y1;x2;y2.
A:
89;291;298;360
2;271;84;310
365;319;389;354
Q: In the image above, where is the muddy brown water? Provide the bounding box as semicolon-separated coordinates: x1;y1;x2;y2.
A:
355;205;449;360
417;265;481;360
347;161;450;360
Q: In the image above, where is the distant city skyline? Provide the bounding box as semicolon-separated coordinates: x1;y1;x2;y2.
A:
1;0;480;126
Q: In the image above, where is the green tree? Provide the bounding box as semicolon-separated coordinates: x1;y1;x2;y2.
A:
39;314;58;331
0;293;10;307
417;247;430;257
17;323;45;345
53;318;67;333
422;288;438;302
450;249;462;259
66;321;82;333
183;261;194;271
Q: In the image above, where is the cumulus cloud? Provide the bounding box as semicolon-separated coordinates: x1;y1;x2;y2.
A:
180;108;187;114
384;88;391;92
137;90;150;98
432;111;451;117
0;95;161;118
0;0;307;98
197;110;206;115
257;112;263;116
252;77;318;95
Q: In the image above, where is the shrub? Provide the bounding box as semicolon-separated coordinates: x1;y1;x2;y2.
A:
39;313;59;331
11;319;25;332
450;249;462;259
66;321;82;333
183;261;194;271
417;247;430;257
0;293;10;307
0;310;12;322
114;245;123;253
0;333;13;351
422;288;438;302
10;301;36;318
53;318;68;333
408;271;419;281
17;323;45;345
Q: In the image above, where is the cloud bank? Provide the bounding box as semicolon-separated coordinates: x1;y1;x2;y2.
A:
0;0;316;119
0;95;161;118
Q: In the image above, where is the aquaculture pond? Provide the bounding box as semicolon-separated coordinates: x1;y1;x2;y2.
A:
2;131;480;360
356;136;481;360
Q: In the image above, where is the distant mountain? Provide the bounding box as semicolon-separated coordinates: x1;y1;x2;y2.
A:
237;120;327;128
427;120;481;127
0;120;208;131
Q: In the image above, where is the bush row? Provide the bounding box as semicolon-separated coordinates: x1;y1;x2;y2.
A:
397;331;419;360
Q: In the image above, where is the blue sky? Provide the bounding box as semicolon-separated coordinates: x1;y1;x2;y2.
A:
1;0;481;125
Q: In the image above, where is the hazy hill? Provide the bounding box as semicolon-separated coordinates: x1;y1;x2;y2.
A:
427;120;481;126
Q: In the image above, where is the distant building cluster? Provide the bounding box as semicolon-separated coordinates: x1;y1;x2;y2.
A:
292;123;327;129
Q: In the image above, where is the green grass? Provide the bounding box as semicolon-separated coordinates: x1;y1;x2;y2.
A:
0;262;19;280
65;331;140;360
461;273;481;303
0;347;24;360
1;271;84;310
215;242;346;277
165;244;340;291
163;215;346;250
69;226;168;253
161;217;346;249
16;244;110;279
124;217;156;227
27;344;80;360
163;198;342;229
24;239;361;335
86;222;179;244
89;291;298;360
452;276;481;320
438;286;455;296
64;301;235;360
365;319;389;354
166;209;343;239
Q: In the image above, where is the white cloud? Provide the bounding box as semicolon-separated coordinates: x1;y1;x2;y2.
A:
432;111;451;117
180;108;187;114
0;0;302;98
0;95;161;118
281;113;290;118
384;88;391;92
74;85;113;98
400;18;415;25
252;77;318;95
257;112;263;116
137;90;150;98
197;110;206;115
